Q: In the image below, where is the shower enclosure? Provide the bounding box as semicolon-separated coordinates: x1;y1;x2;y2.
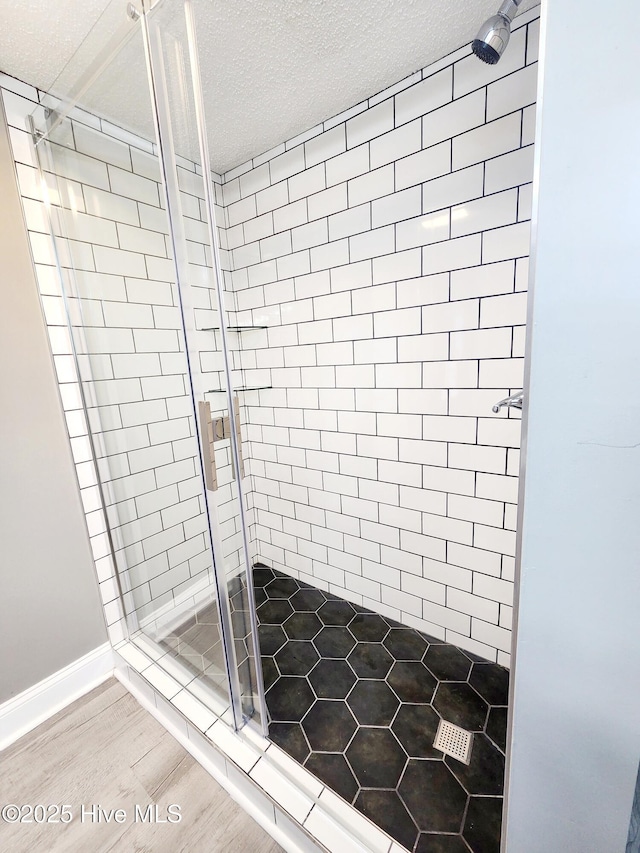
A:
31;0;267;733
21;0;536;848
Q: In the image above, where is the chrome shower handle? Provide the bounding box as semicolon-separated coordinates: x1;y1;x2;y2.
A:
492;391;524;413
198;400;218;491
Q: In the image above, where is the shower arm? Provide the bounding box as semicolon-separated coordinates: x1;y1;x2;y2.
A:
497;0;523;23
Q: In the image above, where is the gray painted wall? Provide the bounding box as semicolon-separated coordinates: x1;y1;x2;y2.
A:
0;103;107;704
504;1;640;850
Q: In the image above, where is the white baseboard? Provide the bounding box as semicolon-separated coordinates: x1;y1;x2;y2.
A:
0;643;114;751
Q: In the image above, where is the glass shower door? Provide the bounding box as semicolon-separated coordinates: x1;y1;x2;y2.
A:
29;0;265;732
141;0;266;730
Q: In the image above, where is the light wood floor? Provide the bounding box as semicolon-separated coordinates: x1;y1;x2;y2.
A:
0;679;284;853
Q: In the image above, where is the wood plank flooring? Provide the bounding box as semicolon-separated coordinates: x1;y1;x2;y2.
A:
0;679;284;853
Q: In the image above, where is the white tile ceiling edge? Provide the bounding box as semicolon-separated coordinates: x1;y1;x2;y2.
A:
0;0;539;174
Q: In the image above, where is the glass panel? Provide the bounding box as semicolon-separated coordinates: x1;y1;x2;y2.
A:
30;0;266;733
143;0;266;730
30;11;236;717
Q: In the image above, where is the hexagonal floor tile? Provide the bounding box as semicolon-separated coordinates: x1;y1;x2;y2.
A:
347;680;399;726
469;663;510;706
305;753;359;803
179;622;208;650
346;728;407;788
486;706;508;753
253;566;275;586
313;626;356;658
234;636;249;666
463;796;502;853
308;659;357;699
433;682;489;732
383;628;429;660
289;588;326;612
323;590;343;601
257;624;287;655
201;637;226;665
176;621;207;650
202;637;226;667
231;609;249;637
283;612;322;640
301;700;357;751
254;570;508;853
424;644;472;682
163;633;181;654
265;577;300;599
265;676;315;721
347;642;393;678
399;760;468;833
388;661;437;703
257;599;294;624
261;656;279;690
349;613;390;642
195;603;219;625
416;832;470;853
230;590;249;615
275;641;320;676
392;703;442;758
446;733;505;796
268;721;310;764
183;652;205;674
355;789;418;852
195;604;220;625
317;600;356;626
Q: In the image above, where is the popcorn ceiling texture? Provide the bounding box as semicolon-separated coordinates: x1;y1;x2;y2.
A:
0;0;538;173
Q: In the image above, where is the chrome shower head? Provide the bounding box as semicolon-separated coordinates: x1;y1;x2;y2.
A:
472;0;523;65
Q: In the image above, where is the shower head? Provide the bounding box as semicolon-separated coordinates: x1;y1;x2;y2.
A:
472;0;523;65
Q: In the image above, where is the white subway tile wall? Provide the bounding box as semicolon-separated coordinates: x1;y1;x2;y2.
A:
226;13;539;666
4;8;538;667
2;83;245;645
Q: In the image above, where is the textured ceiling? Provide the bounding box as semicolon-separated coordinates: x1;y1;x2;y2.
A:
0;0;538;174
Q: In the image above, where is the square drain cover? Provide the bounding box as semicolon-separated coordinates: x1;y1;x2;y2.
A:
433;719;473;765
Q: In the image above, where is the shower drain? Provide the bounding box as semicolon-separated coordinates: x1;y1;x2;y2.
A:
433;719;473;765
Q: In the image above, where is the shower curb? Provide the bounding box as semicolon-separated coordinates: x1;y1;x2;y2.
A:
113;642;404;853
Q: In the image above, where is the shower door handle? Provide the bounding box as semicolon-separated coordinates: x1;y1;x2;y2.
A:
231;396;245;480
198;400;218;491
198;397;245;491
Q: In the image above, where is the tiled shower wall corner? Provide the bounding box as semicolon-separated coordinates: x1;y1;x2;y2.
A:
3;4;539;668
1;73;246;645
227;11;540;666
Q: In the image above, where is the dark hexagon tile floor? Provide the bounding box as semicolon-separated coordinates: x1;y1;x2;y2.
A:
255;565;509;853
